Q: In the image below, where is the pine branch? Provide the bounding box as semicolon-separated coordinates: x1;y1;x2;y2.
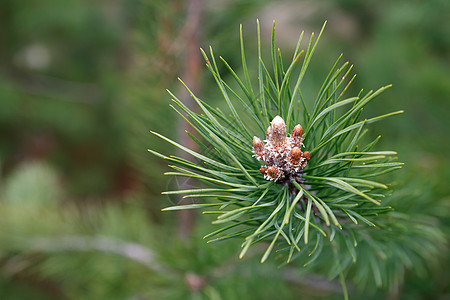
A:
148;21;443;295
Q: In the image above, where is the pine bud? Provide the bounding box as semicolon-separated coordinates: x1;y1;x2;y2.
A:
252;136;265;159
291;124;303;147
267;166;277;177
267;166;283;180
259;166;268;174
292;124;303;138
300;151;310;168
253;136;264;151
290;147;302;164
270;116;286;146
302;151;311;160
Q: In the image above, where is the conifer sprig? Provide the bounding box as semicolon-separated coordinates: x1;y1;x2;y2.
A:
151;21;403;269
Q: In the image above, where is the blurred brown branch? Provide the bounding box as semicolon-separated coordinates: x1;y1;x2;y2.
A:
176;0;204;240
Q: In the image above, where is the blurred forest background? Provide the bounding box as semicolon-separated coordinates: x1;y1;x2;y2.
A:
0;0;449;299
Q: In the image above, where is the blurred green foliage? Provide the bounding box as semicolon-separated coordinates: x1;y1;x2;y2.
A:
0;0;448;299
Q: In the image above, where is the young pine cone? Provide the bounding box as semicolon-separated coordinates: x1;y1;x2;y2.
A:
252;116;310;182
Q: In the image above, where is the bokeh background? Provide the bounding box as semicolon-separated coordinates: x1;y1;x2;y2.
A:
0;0;449;299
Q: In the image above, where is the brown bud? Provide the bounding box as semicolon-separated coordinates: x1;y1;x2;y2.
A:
267;166;278;178
290;147;302;164
270;116;286;145
253;136;264;158
259;166;268;174
302;151;311;160
292;124;303;138
253;136;264;150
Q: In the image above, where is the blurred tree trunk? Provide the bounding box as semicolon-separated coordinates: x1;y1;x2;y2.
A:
176;0;203;239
